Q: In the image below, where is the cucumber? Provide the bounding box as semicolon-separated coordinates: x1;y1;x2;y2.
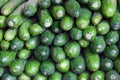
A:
19;19;33;41
0;40;10;50
88;0;101;11
4;29;17;41
39;0;51;9
6;2;26;28
70;27;82;40
9;59;26;76
25;60;40;76
51;0;62;4
34;45;50;61
33;73;47;80
0;15;6;28
25;36;39;50
29;23;44;36
56;59;70;73
38;10;53;28
53;33;69;46
78;72;90;80
77;0;89;4
78;38;89;48
114;57;120;73
1;73;17;80
110;10;120;30
49;72;62;80
63;71;77;80
18;73;30;80
64;41;80;59
106;70;120;80
85;48;100;71
0;0;9;8
97;21;110;35
23;0;39;17
51;47;66;63
51;21;62;33
100;58;113;71
101;0;117;18
18;49;31;60
91;70;105;80
71;55;86;74
90;36;106;54
60;15;73;31
1;0;25;16
0;29;3;41
51;5;65;20
40;30;55;45
10;37;24;51
40;60;55;76
65;0;81;17
0;51;16;67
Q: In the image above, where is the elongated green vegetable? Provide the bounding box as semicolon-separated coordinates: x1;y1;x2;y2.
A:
0;0;9;8
6;2;26;28
1;0;25;16
23;0;39;17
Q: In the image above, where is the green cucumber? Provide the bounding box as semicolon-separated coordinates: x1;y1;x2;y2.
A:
0;40;10;50
39;0;51;9
63;71;77;80
92;12;102;25
33;73;47;80
51;21;62;33
78;38;89;48
51;0;62;4
49;72;62;80
78;72;90;80
114;57;120;73
18;73;30;80
1;73;17;80
0;29;3;41
0;15;6;28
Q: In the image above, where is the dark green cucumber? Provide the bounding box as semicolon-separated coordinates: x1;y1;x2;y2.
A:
25;60;40;76
4;29;17;41
65;0;81;17
51;0;62;4
39;0;51;9
34;45;50;61
0;51;16;67
0;40;10;50
18;73;30;80
78;72;90;80
64;41;80;59
78;38;89;48
71;55;86;74
88;0;101;11
0;67;4;77
56;59;70;73
104;44;119;60
63;71;77;80
19;19;33;41
76;8;91;29
105;31;119;45
0;0;9;8
60;15;73;31
40;60;55;76
18;49;31;60
10;37;24;51
25;36;39;50
6;2;26;28
53;33;69;46
29;23;44;36
49;72;62;80
0;29;3;41
70;27;82;40
1;73;17;80
101;0;117;18
91;70;105;80
51;5;65;19
1;0;25;16
97;21;110;35
38;9;53;28
40;30;55;45
83;26;97;41
23;0;39;17
100;58;113;71
77;0;89;4
33;73;47;80
0;15;6;28
51;21;62;33
9;59;26;76
85;48;100;71
114;57;120;73
51;47;66;63
91;36;106;54
92;12;102;25
106;70;120;80
110;10;120;30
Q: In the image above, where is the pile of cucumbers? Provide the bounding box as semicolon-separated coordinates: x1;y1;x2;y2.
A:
0;0;120;80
